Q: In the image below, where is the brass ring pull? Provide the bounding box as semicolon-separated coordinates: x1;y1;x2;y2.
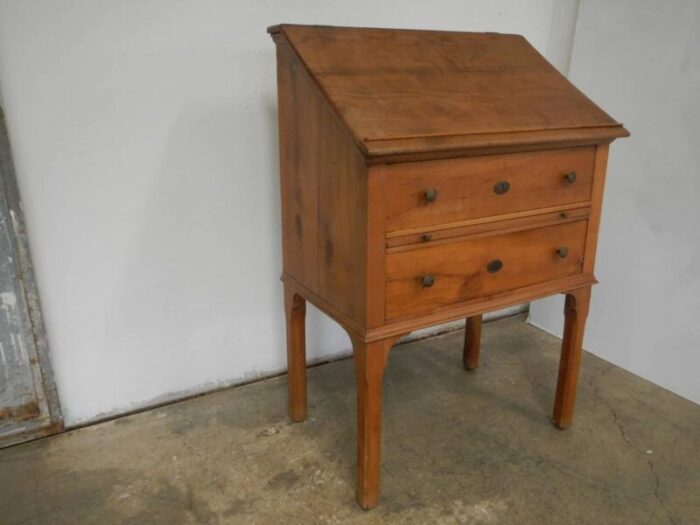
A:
424;188;438;202
421;274;436;288
486;259;503;273
493;181;510;195
564;171;577;184
556;246;569;258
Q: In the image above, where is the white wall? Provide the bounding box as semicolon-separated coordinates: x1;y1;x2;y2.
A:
529;0;700;404
0;1;579;425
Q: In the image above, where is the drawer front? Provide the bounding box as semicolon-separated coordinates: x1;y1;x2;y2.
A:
384;147;595;232
386;221;587;320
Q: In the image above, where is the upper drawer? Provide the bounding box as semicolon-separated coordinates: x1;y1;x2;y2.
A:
384;147;595;232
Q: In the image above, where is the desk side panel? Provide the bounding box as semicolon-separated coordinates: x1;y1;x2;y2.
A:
276;42;320;293
582;144;609;274
276;41;369;326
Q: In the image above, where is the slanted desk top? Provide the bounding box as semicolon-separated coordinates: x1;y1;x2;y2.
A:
269;24;628;509
269;24;628;160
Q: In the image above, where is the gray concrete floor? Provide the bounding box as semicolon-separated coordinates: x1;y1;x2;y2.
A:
1;316;699;524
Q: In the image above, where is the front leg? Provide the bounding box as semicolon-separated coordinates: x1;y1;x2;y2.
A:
284;283;307;422
351;336;394;510
552;286;591;429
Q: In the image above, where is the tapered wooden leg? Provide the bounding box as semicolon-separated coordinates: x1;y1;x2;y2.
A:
284;283;307;422
552;286;591;429
351;336;393;510
463;315;483;370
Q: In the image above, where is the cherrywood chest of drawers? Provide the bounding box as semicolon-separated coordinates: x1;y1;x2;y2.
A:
269;24;628;509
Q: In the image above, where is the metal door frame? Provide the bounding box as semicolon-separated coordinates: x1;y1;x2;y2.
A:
0;105;63;447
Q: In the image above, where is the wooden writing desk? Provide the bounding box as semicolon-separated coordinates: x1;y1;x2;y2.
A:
268;24;628;509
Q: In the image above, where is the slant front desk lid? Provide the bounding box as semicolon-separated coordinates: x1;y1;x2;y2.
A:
268;24;629;161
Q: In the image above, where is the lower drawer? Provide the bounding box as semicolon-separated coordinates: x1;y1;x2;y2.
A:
385;220;587;320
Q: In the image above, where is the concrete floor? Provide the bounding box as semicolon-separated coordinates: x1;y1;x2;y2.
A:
1;316;699;524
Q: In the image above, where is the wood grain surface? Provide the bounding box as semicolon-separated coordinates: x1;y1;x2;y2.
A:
383;147;595;232
270;24;628;159
386;221;587;320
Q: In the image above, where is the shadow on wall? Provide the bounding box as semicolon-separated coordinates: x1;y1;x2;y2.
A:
102;92;289;388
99;67;349;400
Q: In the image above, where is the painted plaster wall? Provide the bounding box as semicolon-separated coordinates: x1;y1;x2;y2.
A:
0;1;579;424
529;0;700;404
